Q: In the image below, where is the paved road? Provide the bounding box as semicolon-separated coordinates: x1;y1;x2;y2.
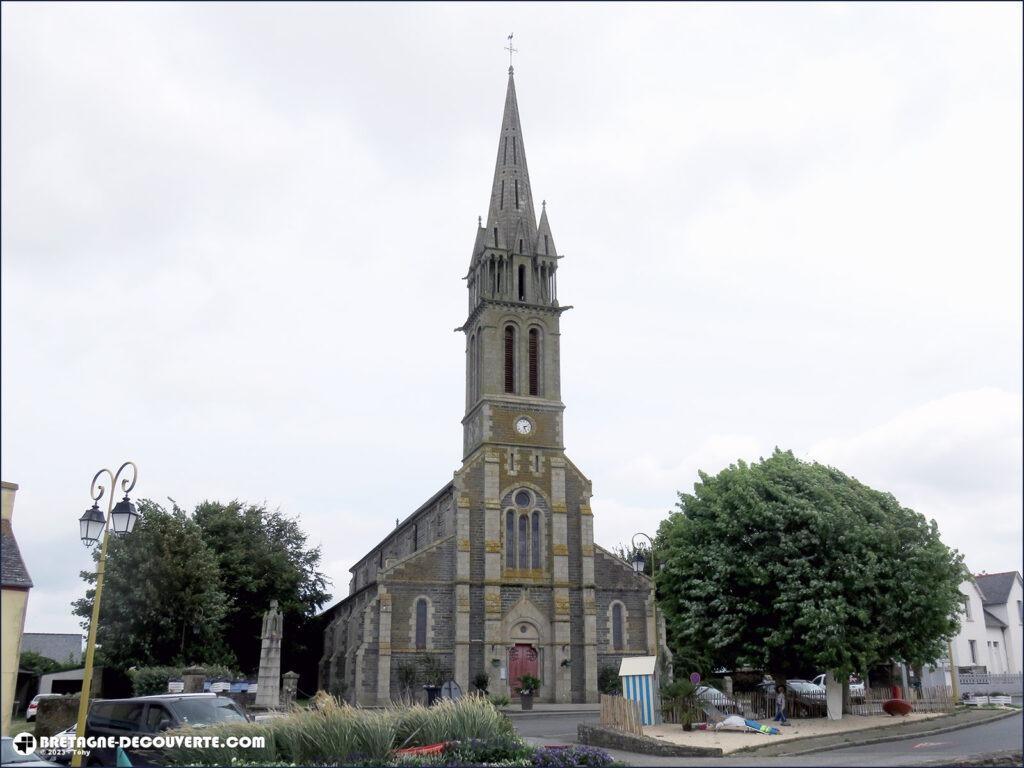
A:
513;711;1023;766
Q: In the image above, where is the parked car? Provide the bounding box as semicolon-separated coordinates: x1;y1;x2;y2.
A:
757;679;826;717
1;736;62;767
47;693;249;766
811;673;866;701
694;685;742;715
26;694;61;722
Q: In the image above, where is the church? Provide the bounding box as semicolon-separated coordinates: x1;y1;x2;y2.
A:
318;66;660;704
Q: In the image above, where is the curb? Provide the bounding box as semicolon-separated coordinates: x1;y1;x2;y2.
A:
743;709;1020;757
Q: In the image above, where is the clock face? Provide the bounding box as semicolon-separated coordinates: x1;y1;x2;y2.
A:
515;417;532;435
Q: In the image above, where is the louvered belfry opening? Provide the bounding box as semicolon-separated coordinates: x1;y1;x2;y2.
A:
528;328;539;396
504;326;515;393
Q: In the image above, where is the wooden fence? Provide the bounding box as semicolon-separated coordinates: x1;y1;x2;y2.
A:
600;694;644;735
855;685;955;714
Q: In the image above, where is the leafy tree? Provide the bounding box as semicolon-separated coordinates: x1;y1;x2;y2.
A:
73;500;233;669
20;650;80;676
192;500;330;676
656;449;965;684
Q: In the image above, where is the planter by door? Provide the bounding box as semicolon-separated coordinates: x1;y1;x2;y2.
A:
423;685;442;706
508;644;539;700
520;692;534;711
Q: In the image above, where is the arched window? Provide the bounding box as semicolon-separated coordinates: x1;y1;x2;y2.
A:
506;510;515;568
528;328;540;396
504;326;515;393
531;511;540;568
415;598;428;650
518;265;526;301
518;514;529;569
612;603;625;651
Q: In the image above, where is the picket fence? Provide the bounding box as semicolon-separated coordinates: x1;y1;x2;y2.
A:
854;685;955;714
600;694;644;736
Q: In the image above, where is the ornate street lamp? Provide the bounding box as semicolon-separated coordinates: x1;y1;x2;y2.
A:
71;461;139;768
78;504;106;544
110;494;140;536
631;532;654;576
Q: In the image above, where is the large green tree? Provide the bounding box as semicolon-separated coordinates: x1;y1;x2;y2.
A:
73;500;233;669
192;501;330;676
74;499;329;678
656;449;965;682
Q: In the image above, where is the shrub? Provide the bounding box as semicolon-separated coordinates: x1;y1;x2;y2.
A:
130;665;240;696
488;694;511;707
417;654;447;687
532;745;615;768
445;735;533;764
597;666;621;695
518;674;542;695
473;671;491;692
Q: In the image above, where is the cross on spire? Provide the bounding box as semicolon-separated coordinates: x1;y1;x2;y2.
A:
505;33;518;72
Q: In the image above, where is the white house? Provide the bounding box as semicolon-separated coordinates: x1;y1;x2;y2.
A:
972;571;1023;675
949;571;1023;675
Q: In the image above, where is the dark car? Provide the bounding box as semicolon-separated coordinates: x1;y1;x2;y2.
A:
48;694;248;766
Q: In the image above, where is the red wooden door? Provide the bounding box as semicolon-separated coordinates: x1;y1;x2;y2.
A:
508;644;539;698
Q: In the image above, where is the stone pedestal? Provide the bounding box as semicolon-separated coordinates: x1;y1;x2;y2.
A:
254;601;283;709
280;670;299;708
182;673;205;693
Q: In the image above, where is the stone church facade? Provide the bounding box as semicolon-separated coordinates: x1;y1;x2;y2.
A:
318;68;659;704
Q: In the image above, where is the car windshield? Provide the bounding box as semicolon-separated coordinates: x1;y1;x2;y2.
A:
2;738;41;764
170;698;247;726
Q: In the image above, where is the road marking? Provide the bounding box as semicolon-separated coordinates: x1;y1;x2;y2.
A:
912;741;950;749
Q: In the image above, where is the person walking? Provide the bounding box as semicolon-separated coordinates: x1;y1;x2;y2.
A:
773;685;790;725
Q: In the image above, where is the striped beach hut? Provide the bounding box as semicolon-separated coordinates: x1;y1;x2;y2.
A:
618;656;661;725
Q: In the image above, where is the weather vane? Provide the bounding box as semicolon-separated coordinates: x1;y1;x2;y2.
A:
505;33;518;71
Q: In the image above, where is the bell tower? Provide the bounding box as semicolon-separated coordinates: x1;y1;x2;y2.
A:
460;67;567;459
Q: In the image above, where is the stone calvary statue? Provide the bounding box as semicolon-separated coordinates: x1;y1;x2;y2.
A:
254;600;283;708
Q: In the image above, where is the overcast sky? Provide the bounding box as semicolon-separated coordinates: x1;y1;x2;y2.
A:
3;2;1021;635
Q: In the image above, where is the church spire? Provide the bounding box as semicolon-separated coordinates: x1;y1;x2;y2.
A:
483;68;538;254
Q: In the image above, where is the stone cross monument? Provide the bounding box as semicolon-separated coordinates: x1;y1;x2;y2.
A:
254;600;283;709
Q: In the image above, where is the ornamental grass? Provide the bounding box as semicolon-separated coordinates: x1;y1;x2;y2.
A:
162;693;520;766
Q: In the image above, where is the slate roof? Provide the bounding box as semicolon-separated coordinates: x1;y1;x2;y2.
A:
974;571;1020;605
983;608;1008;629
1;518;33;589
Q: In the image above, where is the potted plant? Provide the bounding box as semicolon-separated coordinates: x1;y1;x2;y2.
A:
419;653;445;706
663;679;702;731
473;671;491;695
518;674;541;711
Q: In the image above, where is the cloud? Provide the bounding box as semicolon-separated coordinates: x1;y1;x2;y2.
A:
808;388;1023;570
2;4;1020;633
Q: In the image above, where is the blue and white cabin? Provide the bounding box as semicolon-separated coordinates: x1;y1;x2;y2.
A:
618;656;661;725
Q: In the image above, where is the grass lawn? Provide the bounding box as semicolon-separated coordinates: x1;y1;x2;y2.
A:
9;717;30;734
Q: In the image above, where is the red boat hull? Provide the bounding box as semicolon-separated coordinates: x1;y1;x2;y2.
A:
882;698;913;716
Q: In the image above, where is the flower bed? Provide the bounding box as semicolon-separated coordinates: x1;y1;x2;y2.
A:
161;694;616;767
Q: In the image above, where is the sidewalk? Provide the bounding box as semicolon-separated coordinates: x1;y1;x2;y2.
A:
737;707;1019;757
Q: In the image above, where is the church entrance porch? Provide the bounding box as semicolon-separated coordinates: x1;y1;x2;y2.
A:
508;644;539;699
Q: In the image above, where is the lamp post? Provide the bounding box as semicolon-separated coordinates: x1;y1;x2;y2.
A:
631;532;657;655
71;462;139;768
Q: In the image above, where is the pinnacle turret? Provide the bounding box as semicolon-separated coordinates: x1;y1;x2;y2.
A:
536;202;557;257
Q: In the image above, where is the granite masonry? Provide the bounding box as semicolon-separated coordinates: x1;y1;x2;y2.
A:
318;68;659;705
